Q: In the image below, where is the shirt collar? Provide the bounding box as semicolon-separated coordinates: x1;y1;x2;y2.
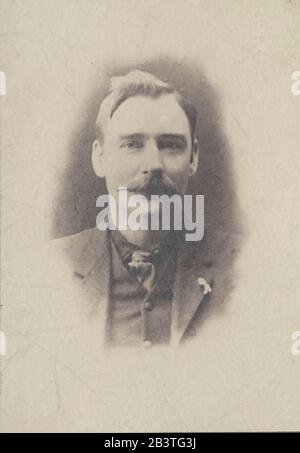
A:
109;229;180;267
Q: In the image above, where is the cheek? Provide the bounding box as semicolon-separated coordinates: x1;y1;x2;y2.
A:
162;154;191;192
163;153;190;177
104;151;140;187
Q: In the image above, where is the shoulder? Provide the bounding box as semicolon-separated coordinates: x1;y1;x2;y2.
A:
51;227;104;251
49;227;106;262
45;227;109;282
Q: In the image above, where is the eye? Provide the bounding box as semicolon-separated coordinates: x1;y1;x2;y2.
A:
120;140;144;150
159;140;184;152
165;141;180;149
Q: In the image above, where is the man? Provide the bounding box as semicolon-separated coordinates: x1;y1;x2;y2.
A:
50;70;214;349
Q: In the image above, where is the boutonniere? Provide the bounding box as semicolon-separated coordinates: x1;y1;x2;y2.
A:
197;277;212;295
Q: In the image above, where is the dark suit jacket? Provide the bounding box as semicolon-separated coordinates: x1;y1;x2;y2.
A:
45;227;215;349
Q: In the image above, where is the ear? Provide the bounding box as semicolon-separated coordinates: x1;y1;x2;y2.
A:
92;139;105;178
188;137;199;176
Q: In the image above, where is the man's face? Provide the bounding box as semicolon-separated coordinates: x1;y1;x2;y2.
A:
93;94;198;201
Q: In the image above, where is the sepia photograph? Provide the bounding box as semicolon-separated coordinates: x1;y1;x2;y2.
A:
0;0;299;434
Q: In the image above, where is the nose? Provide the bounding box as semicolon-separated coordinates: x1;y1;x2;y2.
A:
142;139;163;175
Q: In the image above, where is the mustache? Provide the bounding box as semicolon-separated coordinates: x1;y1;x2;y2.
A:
125;170;177;196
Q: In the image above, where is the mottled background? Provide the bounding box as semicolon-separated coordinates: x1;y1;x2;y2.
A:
1;0;299;432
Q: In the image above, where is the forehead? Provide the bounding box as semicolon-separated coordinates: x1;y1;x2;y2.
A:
106;94;191;138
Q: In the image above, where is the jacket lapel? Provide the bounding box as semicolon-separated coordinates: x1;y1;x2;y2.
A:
70;228;214;348
171;240;214;346
72;228;111;346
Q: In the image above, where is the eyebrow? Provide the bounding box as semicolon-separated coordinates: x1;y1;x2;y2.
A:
157;134;188;145
117;133;188;143
118;133;146;141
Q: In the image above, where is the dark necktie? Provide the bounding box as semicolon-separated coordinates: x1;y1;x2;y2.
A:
127;248;159;295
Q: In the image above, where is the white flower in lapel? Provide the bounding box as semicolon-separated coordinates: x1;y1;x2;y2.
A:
197;277;212;295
